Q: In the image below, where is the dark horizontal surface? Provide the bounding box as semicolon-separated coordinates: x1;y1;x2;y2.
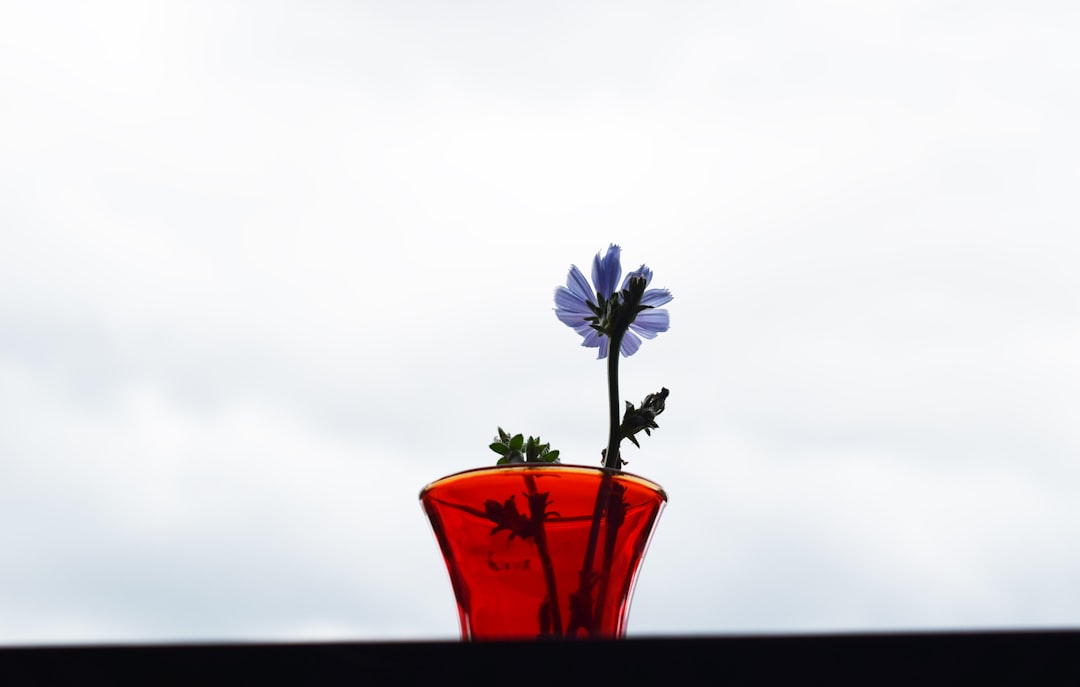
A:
3;630;1079;685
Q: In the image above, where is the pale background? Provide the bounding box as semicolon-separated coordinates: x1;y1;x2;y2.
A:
2;1;1078;644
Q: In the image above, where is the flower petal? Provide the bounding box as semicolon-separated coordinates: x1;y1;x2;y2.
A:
580;328;604;348
622;264;652;291
629;309;670;338
572;324;597;343
620;330;643;357
591;244;622;300
555;310;588;329
596;336;610;359
640;288;672;307
566;265;594;305
555;287;592;318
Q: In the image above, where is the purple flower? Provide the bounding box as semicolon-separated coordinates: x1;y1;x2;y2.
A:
554;244;672;358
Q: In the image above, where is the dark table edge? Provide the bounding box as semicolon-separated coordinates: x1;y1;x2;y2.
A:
3;629;1079;685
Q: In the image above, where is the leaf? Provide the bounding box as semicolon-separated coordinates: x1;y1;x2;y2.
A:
509;433;524;451
490;442;508;455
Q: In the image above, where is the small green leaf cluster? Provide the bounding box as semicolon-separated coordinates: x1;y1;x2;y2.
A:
620;387;669;448
489;427;561;465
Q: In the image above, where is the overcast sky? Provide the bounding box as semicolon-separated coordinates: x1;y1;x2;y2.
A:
2;1;1079;645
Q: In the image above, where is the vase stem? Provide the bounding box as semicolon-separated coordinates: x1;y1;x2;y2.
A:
567;471;616;636
523;473;563;636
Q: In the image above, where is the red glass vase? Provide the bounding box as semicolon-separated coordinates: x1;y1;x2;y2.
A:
420;464;667;640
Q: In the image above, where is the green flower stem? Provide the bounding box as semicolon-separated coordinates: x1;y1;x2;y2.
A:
604;330;624;470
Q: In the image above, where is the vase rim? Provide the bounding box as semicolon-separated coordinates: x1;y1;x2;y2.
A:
419;463;667;501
